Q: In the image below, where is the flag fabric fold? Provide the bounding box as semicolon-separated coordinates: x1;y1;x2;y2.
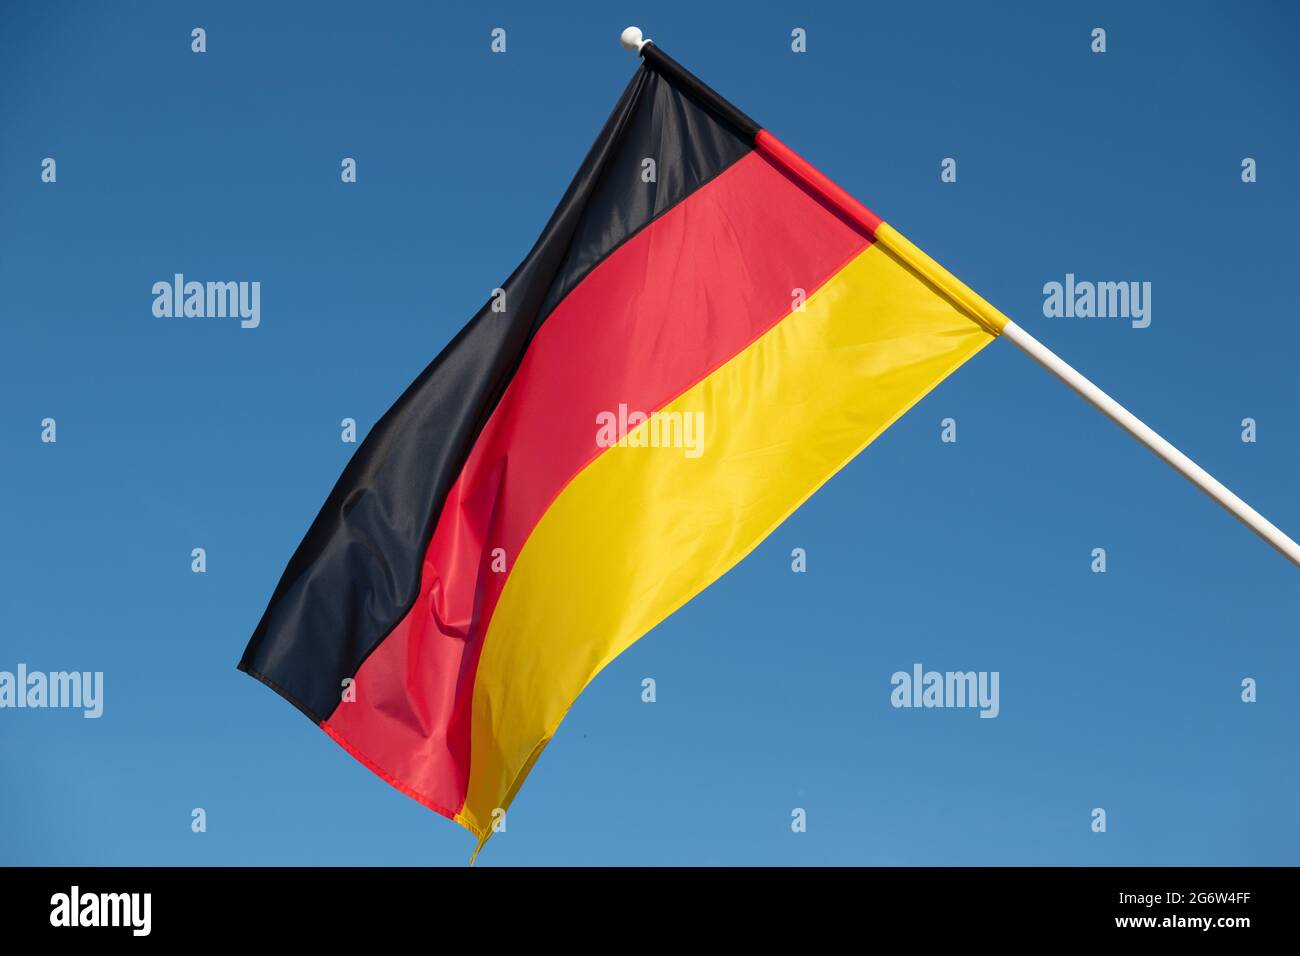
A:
239;42;1007;853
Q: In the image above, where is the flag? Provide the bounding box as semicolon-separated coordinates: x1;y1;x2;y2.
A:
239;42;1009;855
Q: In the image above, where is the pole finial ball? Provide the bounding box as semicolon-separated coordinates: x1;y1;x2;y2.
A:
620;26;644;52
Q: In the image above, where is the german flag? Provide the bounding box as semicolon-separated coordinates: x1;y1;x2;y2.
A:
239;41;1009;856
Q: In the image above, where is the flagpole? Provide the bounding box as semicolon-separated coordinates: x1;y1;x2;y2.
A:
999;321;1300;567
619;27;1300;570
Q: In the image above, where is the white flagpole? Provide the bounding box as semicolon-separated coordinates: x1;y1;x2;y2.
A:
619;26;1300;570
1001;321;1300;569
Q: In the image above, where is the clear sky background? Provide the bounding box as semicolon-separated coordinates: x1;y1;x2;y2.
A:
2;0;1297;866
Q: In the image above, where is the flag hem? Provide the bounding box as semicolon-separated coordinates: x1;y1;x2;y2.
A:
321;721;489;840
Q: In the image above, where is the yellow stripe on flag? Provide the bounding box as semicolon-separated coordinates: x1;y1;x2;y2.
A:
459;238;998;835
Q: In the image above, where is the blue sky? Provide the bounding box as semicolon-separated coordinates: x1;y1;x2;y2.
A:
1;0;1297;865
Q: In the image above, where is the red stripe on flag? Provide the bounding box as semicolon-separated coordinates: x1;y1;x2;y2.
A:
322;150;872;815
